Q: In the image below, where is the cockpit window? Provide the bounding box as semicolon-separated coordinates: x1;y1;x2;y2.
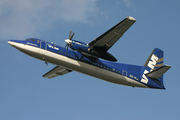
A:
26;38;36;42
26;38;31;41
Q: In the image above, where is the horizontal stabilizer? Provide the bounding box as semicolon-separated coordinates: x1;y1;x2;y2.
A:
145;65;171;79
43;66;72;79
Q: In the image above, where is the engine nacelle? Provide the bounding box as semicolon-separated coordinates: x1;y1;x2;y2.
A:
65;30;117;61
70;40;93;53
69;40;117;61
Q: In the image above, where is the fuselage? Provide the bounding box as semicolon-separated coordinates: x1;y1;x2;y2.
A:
8;38;165;89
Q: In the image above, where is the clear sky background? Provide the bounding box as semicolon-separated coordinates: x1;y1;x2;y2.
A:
0;0;179;120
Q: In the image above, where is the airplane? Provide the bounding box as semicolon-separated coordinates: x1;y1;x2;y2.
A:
8;16;171;89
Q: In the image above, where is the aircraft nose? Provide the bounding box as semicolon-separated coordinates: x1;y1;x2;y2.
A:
8;40;13;45
8;40;25;50
8;40;18;46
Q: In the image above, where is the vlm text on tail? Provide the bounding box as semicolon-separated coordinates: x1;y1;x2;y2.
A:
141;48;171;89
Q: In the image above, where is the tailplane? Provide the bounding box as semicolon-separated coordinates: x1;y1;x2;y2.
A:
145;65;171;80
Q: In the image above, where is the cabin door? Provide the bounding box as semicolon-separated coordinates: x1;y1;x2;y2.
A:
122;70;127;76
39;41;46;54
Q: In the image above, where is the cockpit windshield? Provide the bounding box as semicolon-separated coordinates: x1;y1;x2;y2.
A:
26;38;36;41
25;38;41;43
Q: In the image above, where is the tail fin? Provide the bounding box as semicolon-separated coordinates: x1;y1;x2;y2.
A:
144;48;164;71
143;48;171;88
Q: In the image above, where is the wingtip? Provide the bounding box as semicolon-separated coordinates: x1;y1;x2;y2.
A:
164;64;171;69
127;16;136;21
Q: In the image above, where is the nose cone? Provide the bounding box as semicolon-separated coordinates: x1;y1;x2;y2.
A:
8;40;13;45
8;40;18;46
8;40;25;51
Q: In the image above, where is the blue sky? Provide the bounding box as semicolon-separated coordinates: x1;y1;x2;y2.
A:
0;0;180;120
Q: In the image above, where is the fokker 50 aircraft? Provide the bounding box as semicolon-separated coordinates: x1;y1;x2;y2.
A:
8;16;171;89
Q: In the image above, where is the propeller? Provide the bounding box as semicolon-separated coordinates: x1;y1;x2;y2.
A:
65;30;75;50
69;30;75;40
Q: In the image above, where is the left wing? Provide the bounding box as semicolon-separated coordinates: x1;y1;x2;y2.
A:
89;16;136;52
43;66;72;79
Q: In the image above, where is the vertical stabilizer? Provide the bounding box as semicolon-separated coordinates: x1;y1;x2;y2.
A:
144;48;164;71
141;48;169;88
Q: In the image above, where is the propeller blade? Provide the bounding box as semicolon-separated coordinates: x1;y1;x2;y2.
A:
69;30;72;39
65;43;70;51
45;61;48;66
66;44;69;52
67;44;69;50
65;43;68;48
70;32;75;40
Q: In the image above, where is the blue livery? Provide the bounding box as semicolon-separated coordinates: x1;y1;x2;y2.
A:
8;16;171;89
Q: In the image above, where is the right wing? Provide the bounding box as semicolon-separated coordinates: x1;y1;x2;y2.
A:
88;16;136;52
43;66;72;79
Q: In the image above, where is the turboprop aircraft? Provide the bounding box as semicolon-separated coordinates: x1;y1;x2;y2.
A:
8;16;171;89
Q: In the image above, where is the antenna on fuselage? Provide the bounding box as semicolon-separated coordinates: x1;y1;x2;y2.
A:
65;30;75;51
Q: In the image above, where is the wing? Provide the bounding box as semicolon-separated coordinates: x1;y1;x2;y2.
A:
43;66;72;79
89;16;136;52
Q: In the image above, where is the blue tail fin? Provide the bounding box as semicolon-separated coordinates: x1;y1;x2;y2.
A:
144;48;171;87
144;48;164;71
141;48;170;89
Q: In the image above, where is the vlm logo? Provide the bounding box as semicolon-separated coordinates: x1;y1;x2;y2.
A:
141;54;158;84
48;44;59;50
147;54;158;72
